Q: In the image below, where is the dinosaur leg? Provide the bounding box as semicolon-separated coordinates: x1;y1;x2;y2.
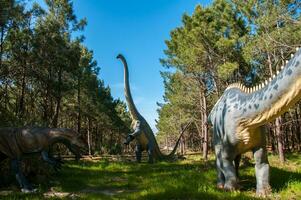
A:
135;144;142;163
222;156;238;191
218;144;238;190
234;154;241;178
41;151;63;172
147;143;154;164
0;152;7;186
215;145;225;189
11;159;36;193
253;146;271;196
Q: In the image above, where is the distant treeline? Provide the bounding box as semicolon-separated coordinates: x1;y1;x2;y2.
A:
0;0;131;155
157;0;301;162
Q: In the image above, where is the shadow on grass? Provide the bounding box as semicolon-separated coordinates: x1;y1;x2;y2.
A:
55;160;213;190
235;162;301;193
141;190;257;200
283;153;301;161
270;166;301;191
55;160;257;199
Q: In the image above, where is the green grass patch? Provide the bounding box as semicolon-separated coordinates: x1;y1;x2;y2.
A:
1;153;301;199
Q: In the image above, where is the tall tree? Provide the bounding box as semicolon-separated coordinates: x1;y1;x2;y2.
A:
158;0;248;159
234;0;301;163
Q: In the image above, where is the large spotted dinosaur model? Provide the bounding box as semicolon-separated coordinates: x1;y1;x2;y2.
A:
117;54;190;163
0;127;85;193
208;47;301;196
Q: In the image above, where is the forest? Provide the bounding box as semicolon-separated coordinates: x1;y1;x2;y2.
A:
1;0;301;199
0;0;131;156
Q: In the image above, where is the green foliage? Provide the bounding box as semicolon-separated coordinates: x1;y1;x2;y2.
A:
0;0;130;155
218;62;239;80
0;0;14;26
235;0;301;79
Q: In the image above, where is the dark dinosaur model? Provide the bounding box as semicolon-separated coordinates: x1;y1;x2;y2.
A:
117;54;190;163
0;127;85;193
208;47;301;196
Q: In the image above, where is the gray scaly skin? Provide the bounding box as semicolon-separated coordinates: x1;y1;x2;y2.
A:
0;127;86;193
208;47;301;196
117;54;190;163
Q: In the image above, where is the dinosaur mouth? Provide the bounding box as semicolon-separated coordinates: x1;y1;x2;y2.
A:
124;135;134;145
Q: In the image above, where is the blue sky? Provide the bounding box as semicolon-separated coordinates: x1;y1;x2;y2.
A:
35;0;212;131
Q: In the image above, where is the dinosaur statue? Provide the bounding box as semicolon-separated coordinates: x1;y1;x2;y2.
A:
208;47;301;196
117;54;190;163
0;127;85;193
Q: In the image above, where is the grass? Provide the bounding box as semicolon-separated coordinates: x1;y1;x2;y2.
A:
1;153;301;199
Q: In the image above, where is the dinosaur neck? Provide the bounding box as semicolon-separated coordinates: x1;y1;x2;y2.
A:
238;49;301;127
46;128;80;159
117;55;141;120
47;128;73;145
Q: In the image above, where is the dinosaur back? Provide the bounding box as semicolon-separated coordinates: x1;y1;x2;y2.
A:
15;128;44;154
0;128;24;158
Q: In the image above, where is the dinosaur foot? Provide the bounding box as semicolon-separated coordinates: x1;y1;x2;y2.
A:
216;183;224;190
224;183;241;191
21;188;38;193
256;185;271;197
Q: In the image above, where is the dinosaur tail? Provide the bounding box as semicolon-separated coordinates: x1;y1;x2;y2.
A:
161;121;192;160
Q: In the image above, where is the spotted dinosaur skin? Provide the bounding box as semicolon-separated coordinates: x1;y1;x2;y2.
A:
208;47;301;196
117;54;189;163
0;127;85;193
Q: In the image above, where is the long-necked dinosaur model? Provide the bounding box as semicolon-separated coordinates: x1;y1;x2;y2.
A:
0;127;86;193
208;47;301;196
117;54;190;163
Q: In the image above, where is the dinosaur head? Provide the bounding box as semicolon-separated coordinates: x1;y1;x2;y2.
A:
50;128;87;161
69;135;86;161
124;134;134;145
124;120;140;145
116;54;123;60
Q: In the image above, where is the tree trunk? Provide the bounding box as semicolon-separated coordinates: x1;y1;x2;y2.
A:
0;25;4;68
100;127;103;154
201;88;208;160
87;118;91;156
294;108;301;151
18;61;26;120
194;120;203;152
165;137;168;152
180;132;185;155
275;116;285;163
52;66;63;127
268;53;285;162
77;75;81;133
43;88;50;125
267;53;273;77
